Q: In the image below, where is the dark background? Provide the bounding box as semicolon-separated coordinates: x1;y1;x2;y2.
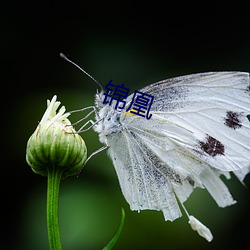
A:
2;1;250;250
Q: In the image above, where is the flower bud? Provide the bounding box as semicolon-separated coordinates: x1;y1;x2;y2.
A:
26;95;87;178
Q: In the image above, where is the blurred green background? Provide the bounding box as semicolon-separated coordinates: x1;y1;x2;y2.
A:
2;2;250;250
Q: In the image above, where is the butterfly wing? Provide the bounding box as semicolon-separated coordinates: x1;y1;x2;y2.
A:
105;72;250;221
107;128;182;221
124;72;250;173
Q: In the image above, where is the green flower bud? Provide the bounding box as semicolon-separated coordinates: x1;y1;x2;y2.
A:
26;95;87;178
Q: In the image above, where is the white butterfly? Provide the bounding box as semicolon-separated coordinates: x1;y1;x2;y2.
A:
89;72;250;241
61;53;250;242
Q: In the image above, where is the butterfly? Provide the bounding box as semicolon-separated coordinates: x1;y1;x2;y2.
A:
61;55;250;241
92;72;250;241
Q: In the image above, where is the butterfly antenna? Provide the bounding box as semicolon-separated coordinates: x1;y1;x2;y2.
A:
60;53;103;91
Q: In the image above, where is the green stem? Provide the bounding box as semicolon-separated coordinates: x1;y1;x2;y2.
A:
47;165;63;250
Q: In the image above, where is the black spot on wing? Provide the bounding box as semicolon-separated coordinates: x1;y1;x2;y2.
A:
224;111;243;130
199;135;225;157
186;177;195;186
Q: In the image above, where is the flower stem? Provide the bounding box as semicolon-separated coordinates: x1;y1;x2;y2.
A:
47;165;63;250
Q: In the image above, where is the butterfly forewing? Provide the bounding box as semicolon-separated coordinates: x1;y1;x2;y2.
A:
123;72;250;172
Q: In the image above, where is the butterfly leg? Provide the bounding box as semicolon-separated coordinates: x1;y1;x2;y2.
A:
77;145;108;176
68;106;101;132
77;117;105;133
70;106;96;125
85;145;108;165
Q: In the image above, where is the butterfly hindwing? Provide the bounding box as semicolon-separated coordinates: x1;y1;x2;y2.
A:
107;126;183;221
